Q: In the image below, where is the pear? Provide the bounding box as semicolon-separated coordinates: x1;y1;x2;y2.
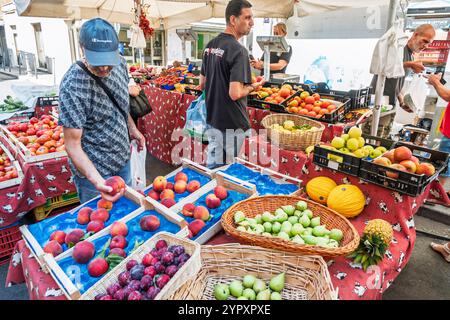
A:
256;289;271;300
236;226;246;232
253;279;266;293
299;215;311;228
281;221;292;235
288;216;299;225
254;224;265;234
270;291;282;300
302;228;313;236
316;237;330;248
262;232;272;237
291;223;305;236
262;211;274;223
310;216;321;228
269;272;285;292
328;239;339;248
242;288;256;300
277;231;290;241
234;211;246;224
247;218;257;226
239;220;250;228
292;235;305;244
329;229;343;242
275;208;285;216
263;222;272;233
294;210;303;218
302;235;319;245
271;222;281;234
275;211;288;223
281;205;295;216
243;275;256;288
237;296;248;300
296;200;308;211
312;225;327;237
255;214;262;224
303;209;313;219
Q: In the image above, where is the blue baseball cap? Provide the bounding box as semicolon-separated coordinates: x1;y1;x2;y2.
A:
79;18;120;66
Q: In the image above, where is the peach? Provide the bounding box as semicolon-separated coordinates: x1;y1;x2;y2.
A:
160;189;175;201
49;231;66;245
174;180;187;194
193;206;210;221
411;156;420;166
65;229;85;246
399;160;417;173
88;258;109;277
43;240;63;257
214;186;228;200
186;180;201;193
77;207;93;225
90;208;110;222
148;190;160;201
165;182;174;191
97;199;113;211
383;150;395;164
175;172;188;182
140;215;160;231
161;198;176;208
110;235;128;249
416;163;435;176
105;176;126;195
394;146;412;163
73;241;95;264
188;219;206;237
87;220;104;234
373;156;391;167
205;194;221;209
386;164;407;179
182;203;196;217
110;221;128;237
109;248;126;258
153;176;167;192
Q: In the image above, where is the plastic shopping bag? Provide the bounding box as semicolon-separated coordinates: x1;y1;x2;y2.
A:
403;74;428;113
184;92;210;141
130;140;146;190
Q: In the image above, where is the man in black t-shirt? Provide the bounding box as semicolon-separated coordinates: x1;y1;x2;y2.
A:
251;22;292;75
199;0;264;169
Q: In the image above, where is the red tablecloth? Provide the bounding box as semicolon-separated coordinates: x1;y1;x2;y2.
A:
0;157;77;227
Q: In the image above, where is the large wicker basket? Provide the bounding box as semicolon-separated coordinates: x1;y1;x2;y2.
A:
221;195;359;257
261;114;325;151
80;231;201;300
170;243;336;300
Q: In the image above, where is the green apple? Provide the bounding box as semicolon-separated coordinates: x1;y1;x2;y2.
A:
214;283;230;300
272;222;281;234
357;137;365;148
288;216;298;225
310;216;321;228
237;296;248;300
353;148;366;158
263;222;272;233
291;223;305;236
243;275;256;288
348;126;362;139
296;201;308;211
234;211;246;224
346;138;359;151
312;225;327;237
292;235;305;244
253;279;266;293
339;147;351;154
281;221;292;235
303;209;313;219
229;280;244;298
369;149;382;159
281;205;295;216
270;292;282;300
329;228;343;242
341;133;350;141
242;288;256;300
255;214;262;224
262;211;274;223
375;146;387;154
254;224;265;235
277;231;290;241
331;137;345;149
363;145;374;153
269;272;285;292
256;289;271;300
299;215;311;228
294;210;303;218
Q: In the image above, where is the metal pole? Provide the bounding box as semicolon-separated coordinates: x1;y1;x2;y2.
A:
387;0;399;30
263;45;270;82
371;75;386;136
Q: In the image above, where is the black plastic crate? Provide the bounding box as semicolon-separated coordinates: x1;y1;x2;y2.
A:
312;82;371;110
35;96;59;107
184;87;202;97
247;82;299;112
359;142;450;196
313;134;395;176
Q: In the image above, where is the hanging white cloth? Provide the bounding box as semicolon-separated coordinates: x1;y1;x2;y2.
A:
130;24;147;49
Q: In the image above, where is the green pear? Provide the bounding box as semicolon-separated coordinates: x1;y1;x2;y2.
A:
299;215;311;228
255;214;262;224
254;224;265;234
263;222;272;233
291;223;305;236
243;275;256;288
247;218;257;226
262;211;274;223
234;211;246;224
269;272;285;292
229;280;244;298
281;221;292;235
256;289;271;300
312;225;327;237
302;235;319;245
272;222;281;234
328;239;339;248
242;288;256;300
329;229;343;242
275;208;285;216
214;283;230;300
262;232;272;237
288;216;299;225
239;220;250;228
236;226;246;232
270;292;282;300
282;205;296;216
275;211;288;223
316;237;330;248
246;227;254;234
302;228;313;236
253;279;266;293
296;200;308;211
294;210;303;218
278;232;290;241
310;216;321;228
292;235;305;244
303;209;313;219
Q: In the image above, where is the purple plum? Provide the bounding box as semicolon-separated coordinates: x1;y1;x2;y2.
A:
154;262;165;274
107;283;122;296
146;286;161;300
168;245;185;257
113;289;128;301
130;264;145;281
161;252;174;266
140;275;153;291
165;265;178;277
128;280;141;291
155;240;167;250
126;259;138;271
156;274;170;289
128;291;142;300
118;271;131;287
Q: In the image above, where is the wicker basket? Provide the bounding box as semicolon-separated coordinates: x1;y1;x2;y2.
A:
170;243;336;300
261;114;325;151
80;232;201;300
221;195;359;257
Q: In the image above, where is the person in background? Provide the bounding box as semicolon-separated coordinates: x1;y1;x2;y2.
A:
425;72;450;263
199;0;264;169
59;18;145;204
250;22;292;76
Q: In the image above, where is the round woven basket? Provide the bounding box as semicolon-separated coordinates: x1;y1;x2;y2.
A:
221;195;360;257
261;114;325;151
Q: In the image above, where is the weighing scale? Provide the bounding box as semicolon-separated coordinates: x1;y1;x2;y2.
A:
256;36;290;82
176;29;198;65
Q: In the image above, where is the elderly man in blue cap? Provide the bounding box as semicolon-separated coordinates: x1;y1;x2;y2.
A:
59;18;145;204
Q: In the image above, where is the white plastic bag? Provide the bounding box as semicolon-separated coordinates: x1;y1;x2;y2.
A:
403;74;428;113
130;140;146;190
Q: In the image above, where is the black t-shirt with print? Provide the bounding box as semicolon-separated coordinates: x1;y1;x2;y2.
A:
260;45;293;75
201;33;251;131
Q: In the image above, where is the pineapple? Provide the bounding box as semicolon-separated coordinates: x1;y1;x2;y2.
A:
348;219;393;271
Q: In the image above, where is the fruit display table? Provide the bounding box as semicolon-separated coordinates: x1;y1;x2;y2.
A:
0;157;76;227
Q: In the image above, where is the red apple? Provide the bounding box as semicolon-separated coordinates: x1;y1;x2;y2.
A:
399;160;417;173
394;146;412;163
386;164;407;179
416;162;435;176
373;156;391;167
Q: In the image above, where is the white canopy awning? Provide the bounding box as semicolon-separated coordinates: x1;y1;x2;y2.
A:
11;0;395;29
